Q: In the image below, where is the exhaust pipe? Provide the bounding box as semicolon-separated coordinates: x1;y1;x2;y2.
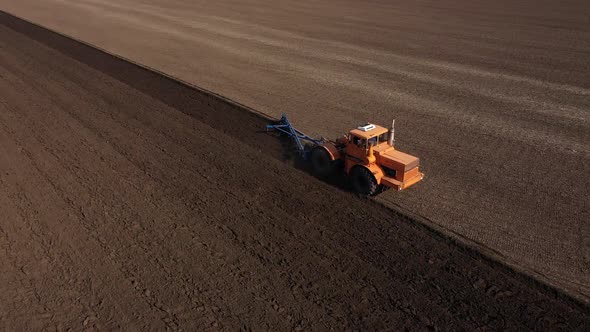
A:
389;119;395;146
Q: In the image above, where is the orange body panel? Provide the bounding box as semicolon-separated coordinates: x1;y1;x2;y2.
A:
380;169;424;191
378;149;419;173
366;163;384;183
401;167;420;182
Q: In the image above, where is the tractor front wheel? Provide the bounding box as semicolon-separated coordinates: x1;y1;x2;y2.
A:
350;166;378;196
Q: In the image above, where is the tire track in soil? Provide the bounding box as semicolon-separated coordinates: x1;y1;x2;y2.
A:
0;12;588;331
0;180;57;331
0;32;239;331
0;89;168;330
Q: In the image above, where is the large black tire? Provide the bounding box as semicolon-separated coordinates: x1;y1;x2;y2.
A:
350;166;378;196
311;147;334;177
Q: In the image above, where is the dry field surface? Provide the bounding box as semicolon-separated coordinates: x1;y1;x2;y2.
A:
0;12;589;330
1;0;587;301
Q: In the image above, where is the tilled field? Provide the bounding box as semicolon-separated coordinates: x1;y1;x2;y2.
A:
1;0;588;301
0;14;588;330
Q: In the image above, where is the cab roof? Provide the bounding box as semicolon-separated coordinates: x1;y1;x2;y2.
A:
350;124;388;139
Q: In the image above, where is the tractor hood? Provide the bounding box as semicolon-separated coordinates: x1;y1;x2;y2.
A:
376;148;420;172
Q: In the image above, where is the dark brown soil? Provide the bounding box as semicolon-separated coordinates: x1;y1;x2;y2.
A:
1;0;588;301
0;12;588;331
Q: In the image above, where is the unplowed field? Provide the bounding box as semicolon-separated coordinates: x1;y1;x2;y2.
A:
1;0;587;301
0;13;588;330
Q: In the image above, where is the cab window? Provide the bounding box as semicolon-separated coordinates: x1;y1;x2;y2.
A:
351;136;366;148
378;132;389;143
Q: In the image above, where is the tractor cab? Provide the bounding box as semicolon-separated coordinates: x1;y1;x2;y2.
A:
345;123;391;162
348;123;389;148
345;123;390;172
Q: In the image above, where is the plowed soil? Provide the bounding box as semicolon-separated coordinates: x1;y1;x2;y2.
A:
1;0;588;301
0;13;588;331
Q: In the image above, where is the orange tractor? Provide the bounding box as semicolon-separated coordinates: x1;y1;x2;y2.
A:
267;115;424;195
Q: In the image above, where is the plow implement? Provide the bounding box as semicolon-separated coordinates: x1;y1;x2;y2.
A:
266;114;326;160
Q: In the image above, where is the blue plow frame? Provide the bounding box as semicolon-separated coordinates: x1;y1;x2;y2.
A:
266;114;325;160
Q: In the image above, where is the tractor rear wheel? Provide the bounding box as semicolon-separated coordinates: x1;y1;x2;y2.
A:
311;147;334;177
350;166;378;196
